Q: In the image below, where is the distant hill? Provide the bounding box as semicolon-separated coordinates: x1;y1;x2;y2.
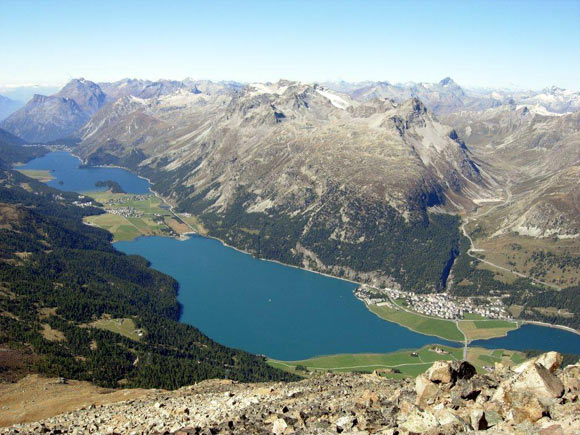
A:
0;127;46;168
0;94;22;121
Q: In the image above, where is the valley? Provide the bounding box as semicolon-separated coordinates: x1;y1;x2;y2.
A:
12;151;580;370
3;2;580;432
2;76;580;432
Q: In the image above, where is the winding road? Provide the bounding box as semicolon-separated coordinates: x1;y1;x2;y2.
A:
459;180;561;290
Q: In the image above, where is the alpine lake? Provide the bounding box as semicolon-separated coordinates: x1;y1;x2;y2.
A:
18;151;580;368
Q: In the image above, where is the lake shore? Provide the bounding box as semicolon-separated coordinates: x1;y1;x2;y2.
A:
56;150;580;344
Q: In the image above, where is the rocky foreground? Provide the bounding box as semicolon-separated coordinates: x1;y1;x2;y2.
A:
3;352;580;434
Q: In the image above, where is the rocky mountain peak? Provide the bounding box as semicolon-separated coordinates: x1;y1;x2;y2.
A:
56;78;106;115
439;76;456;86
400;97;428;114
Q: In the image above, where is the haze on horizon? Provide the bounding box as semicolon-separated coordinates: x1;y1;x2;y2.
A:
1;0;579;91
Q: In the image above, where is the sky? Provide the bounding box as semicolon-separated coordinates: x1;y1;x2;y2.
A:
1;0;579;91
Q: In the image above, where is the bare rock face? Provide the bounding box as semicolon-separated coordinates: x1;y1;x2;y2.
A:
5;352;580;434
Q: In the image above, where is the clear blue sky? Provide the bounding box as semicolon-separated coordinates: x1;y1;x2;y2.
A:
1;0;578;90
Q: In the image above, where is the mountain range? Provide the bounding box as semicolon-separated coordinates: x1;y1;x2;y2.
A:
1;76;579;295
74;80;502;290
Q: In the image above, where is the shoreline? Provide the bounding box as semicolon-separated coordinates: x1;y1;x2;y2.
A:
50;150;580;342
520;320;580;336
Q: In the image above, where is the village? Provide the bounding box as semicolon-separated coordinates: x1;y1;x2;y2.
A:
354;285;512;320
101;193;165;219
107;207;145;218
71;195;94;208
103;194;151;205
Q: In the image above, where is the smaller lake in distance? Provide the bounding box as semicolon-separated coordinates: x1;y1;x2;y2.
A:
18;151;150;194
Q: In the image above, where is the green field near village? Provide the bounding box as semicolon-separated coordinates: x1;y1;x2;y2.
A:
84;191;192;241
268;344;528;379
269;345;462;378
368;304;465;342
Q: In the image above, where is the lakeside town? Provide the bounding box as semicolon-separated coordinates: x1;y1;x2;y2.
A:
102;194;165;219
354;285;512;320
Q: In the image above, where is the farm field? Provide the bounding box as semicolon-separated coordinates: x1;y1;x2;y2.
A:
458;319;519;341
367;304;464;342
367;301;521;343
83;191;191;241
267;345;463;378
466;347;526;373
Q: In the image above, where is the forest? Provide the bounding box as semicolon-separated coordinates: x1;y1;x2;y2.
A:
0;153;296;388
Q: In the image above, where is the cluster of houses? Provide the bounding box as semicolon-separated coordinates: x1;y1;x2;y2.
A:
108;207;144;218
72;200;94;208
354;285;512;321
104;194;150;205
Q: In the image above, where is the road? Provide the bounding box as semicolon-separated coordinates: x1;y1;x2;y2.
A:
460;180;561;290
456;320;468;359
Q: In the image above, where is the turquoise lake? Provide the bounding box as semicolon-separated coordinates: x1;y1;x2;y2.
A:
20;151;580;360
115;235;457;360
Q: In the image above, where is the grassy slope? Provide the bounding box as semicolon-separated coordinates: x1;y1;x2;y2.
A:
90;318;143;341
269;345;527;379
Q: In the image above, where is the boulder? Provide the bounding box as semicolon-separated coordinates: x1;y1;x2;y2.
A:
511;363;564;399
415;374;439;406
272;418;288;434
335;415;356;431
432;405;464;427
426;361;453;384
450;361;476;381
503;390;547;424
470;407;488;430
514;352;563;374
536;352;563;373
425;360;476;386
399;408;438;433
559;363;580;394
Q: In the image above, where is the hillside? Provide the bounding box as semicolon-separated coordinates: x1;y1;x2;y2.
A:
75;81;498;292
4;353;580;433
438;104;580;329
0;128;46;168
0;155;295;388
0;95;22;121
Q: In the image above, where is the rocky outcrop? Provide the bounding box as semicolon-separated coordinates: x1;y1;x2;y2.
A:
4;352;580;434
